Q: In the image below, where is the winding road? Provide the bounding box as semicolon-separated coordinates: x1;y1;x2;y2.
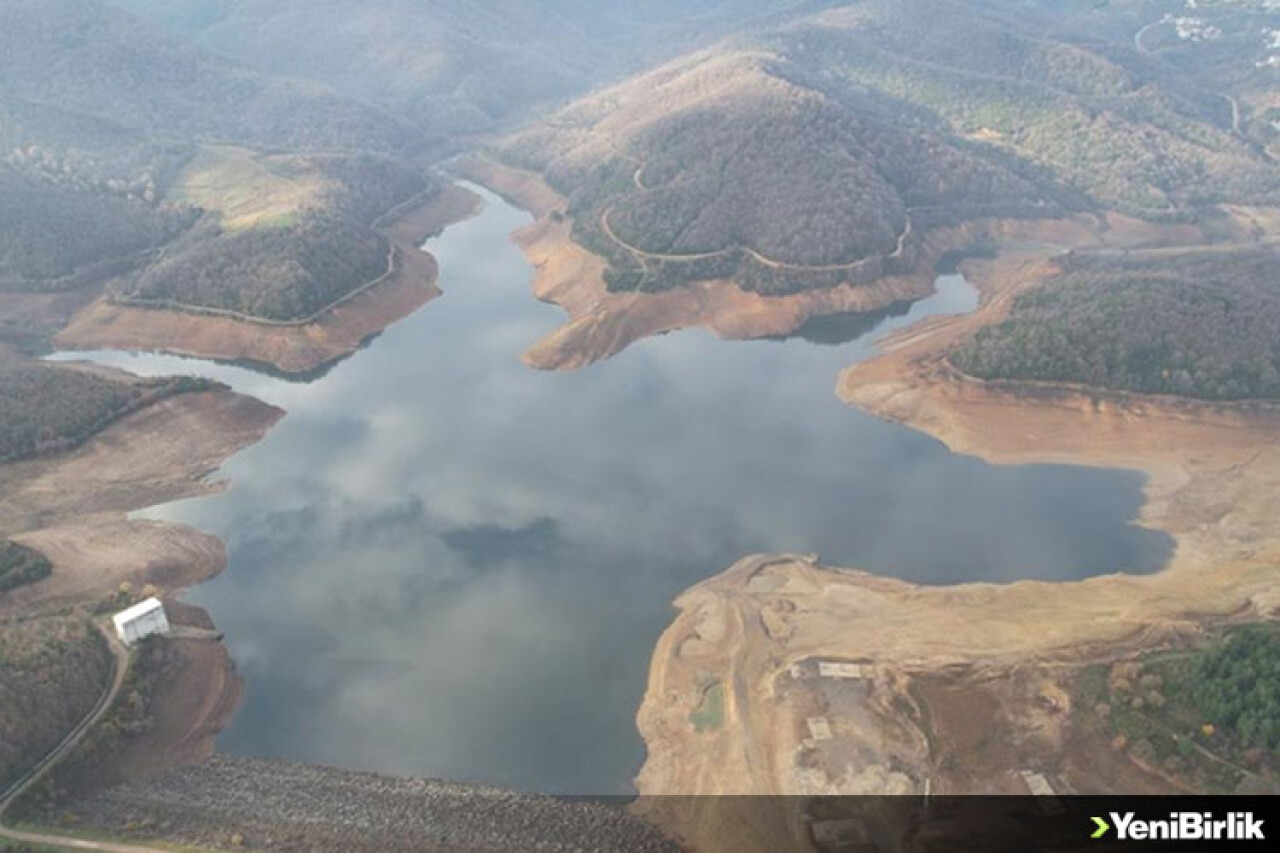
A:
598;146;914;274
1132;20;1253;145
1133;21;1157;56
0;623;173;853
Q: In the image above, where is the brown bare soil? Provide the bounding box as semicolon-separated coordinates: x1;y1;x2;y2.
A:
103;601;243;786
0;386;276;807
54;184;482;375
0;390;281;616
634;211;1280;851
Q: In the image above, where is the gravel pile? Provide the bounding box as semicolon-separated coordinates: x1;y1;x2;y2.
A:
70;755;681;852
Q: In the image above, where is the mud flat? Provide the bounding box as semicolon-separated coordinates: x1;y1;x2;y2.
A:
54;184;482;376
634;230;1280;850
64;755;678;853
459;156;1211;372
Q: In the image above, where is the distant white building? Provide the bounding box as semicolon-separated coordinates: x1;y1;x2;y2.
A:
112;597;170;646
818;661;868;680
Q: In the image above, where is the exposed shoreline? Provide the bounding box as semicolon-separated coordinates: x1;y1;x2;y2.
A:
11;151;1280;851
631;219;1280;850
2;181;486;799
459;155;1211;372
53;183;484;376
0;388;283;779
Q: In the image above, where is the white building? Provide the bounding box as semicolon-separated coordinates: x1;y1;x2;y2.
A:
818;661;867;680
112;597;170;646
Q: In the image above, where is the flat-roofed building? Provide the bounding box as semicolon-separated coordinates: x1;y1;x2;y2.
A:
818;661;867;680
112;597;170;646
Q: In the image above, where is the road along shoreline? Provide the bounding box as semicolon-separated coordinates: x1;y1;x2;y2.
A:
54;183;484;377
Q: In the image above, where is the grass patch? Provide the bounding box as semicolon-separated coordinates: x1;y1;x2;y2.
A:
1;837;78;852
170;145;325;232
1074;625;1280;793
690;682;725;733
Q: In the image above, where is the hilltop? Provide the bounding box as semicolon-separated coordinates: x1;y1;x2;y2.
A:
0;0;460;368
491;0;1278;300
0;0;419;154
109;0;839;139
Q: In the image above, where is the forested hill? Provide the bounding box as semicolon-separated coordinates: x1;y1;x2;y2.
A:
0;360;216;463
495;0;1280;296
497;50;1063;295
952;247;1280;402
761;0;1278;214
0;0;420;154
0;1;438;320
106;0;842;137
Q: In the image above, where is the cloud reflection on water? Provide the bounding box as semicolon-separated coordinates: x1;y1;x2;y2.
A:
52;186;1172;794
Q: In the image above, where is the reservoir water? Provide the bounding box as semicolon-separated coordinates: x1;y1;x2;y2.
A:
53;186;1172;794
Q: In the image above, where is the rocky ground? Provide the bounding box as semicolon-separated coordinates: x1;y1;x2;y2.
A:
65;756;680;852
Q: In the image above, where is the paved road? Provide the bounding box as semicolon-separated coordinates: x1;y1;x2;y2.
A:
0;623;174;853
1134;21;1156;56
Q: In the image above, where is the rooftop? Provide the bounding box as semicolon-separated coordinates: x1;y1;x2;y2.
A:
113;597;165;623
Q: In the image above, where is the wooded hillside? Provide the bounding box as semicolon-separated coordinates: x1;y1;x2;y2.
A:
0;541;52;594
496;0;1278;296
117;214;391;322
500;52;1059;295
0;615;112;793
0;166;197;288
0;361;215;463
0;0;420;154
951;248;1280;401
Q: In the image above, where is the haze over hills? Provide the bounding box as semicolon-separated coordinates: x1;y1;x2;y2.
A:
107;0;841;138
0;0;448;332
495;0;1279;294
1;0;420;153
0;0;845;329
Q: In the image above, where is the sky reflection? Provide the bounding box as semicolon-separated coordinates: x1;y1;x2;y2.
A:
51;186;1172;794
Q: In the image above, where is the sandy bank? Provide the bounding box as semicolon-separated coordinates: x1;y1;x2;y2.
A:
54;184;482;375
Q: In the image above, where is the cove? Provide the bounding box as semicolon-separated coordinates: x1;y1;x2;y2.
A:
52;185;1172;795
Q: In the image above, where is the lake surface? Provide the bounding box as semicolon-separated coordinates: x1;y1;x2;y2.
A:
53;185;1172;794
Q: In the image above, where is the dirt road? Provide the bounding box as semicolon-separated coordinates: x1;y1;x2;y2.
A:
0;623;176;853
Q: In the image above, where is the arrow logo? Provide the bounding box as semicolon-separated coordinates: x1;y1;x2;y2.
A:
1091;816;1110;839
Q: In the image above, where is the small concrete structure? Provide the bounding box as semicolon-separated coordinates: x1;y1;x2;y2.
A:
818;661;867;680
1018;770;1065;815
811;818;870;849
806;716;833;742
112;597;170;646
